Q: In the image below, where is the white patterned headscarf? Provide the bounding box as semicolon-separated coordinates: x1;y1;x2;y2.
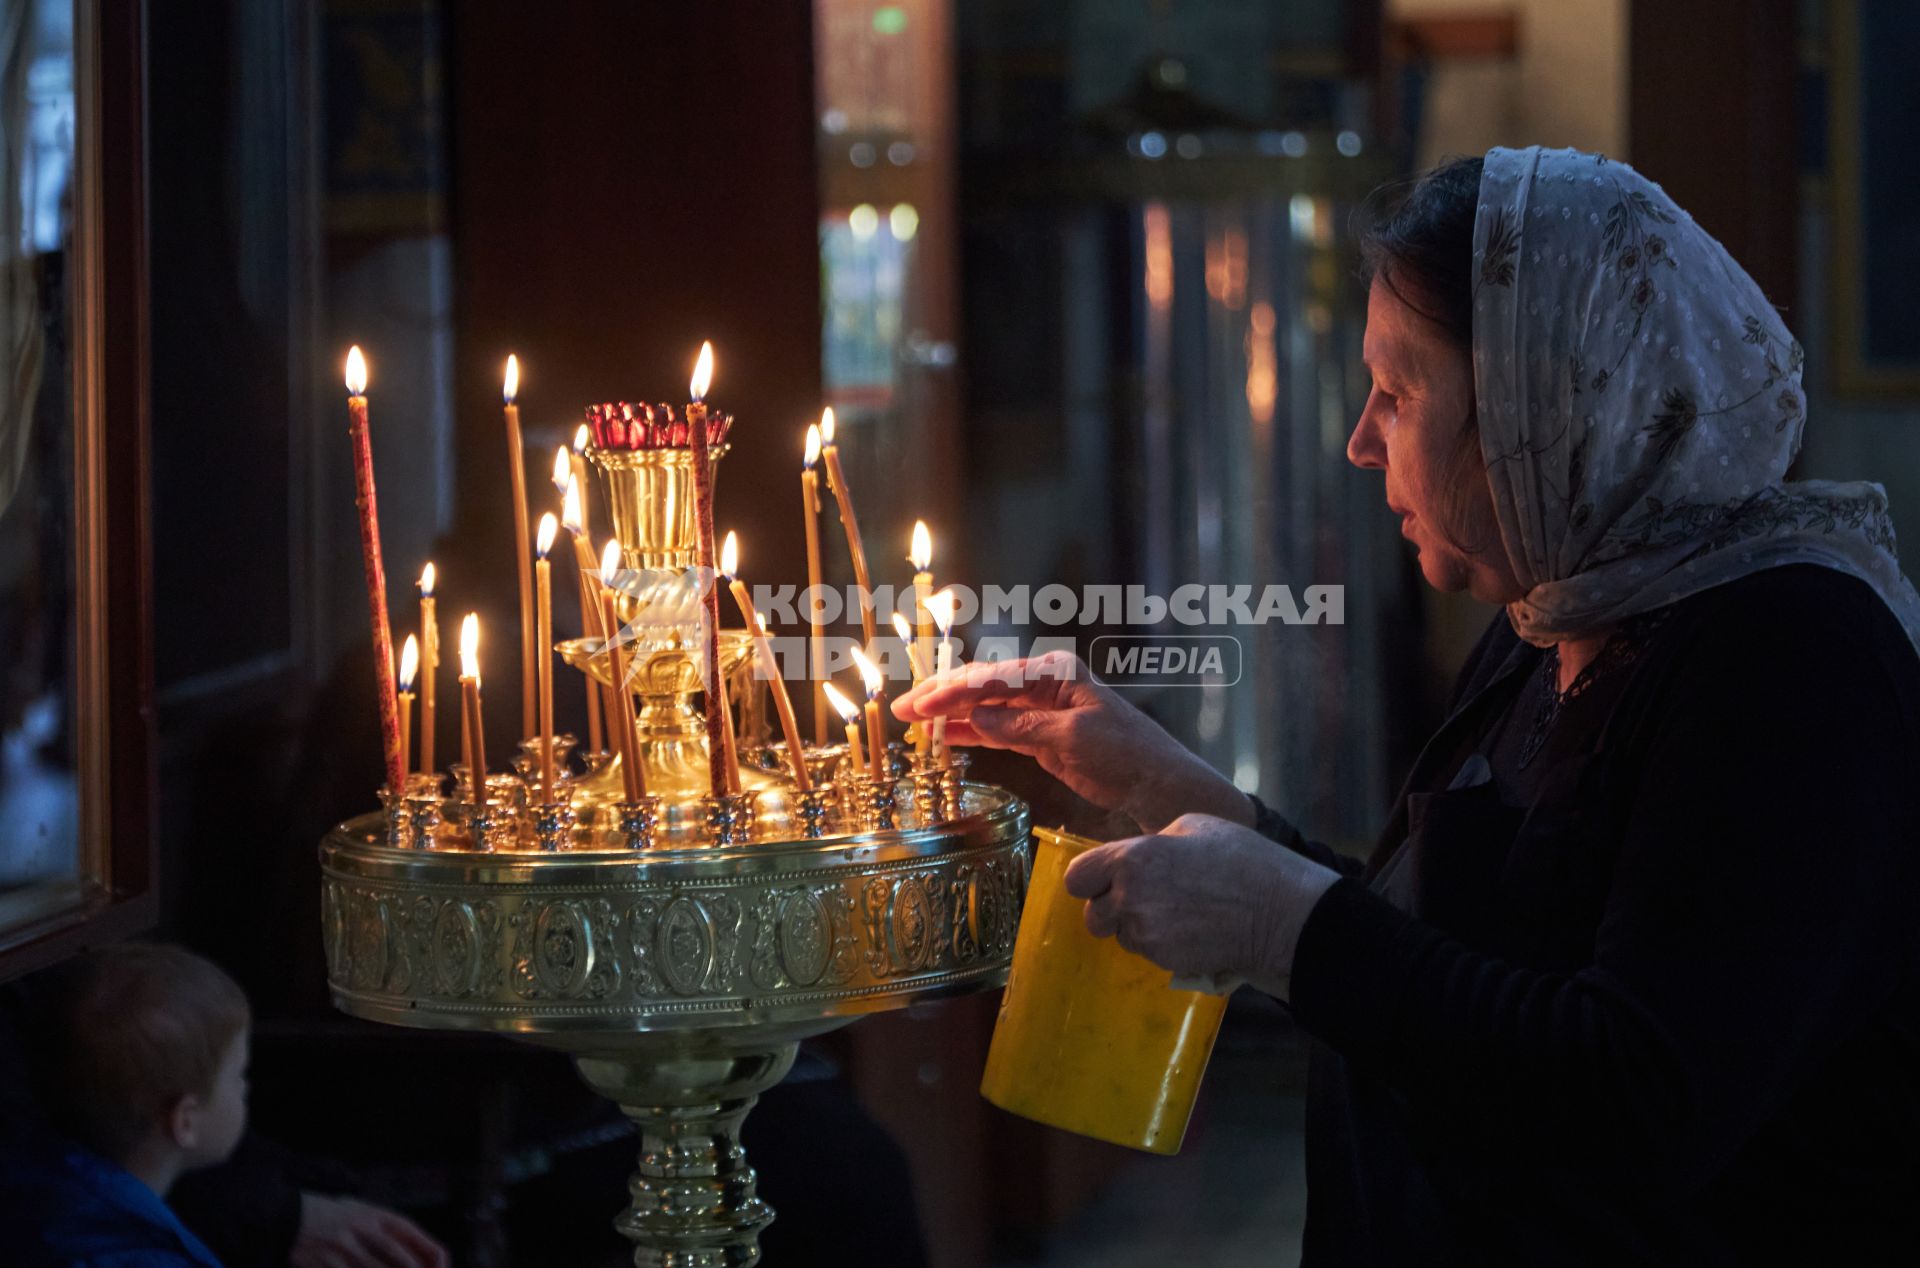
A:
1471;145;1920;656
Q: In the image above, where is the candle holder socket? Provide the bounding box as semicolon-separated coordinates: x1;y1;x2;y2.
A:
404;793;445;850
700;790;759;845
842;774;898;832
755;740;842;792
938;749;972;810
883;741;912;780
462;798;520;853
377;786;411;846
790;786;835;839
533;801;577;852
513;733;579;792
905;768;952;826
613;795;664;850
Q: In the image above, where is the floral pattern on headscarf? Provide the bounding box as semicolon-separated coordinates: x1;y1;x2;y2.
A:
1471;145;1920;655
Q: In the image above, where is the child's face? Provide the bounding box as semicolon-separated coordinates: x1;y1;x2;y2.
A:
179;1027;249;1168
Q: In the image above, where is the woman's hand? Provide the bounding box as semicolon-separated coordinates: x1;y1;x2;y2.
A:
890;651;1252;832
1062;813;1340;987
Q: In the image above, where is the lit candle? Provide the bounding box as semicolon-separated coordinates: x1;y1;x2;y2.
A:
891;612;929;682
459;612;487;792
563;475;611;756
823;682;866;779
344;347;406;793
686;341;738;797
720;531;812;792
908;520;936;761
503;356;536;738
910;519;935;677
819;408;877;653
570;423;593;535
535;512;558;804
598;541;647;800
927;587;959;761
802;423;828;745
397;633;419;780
418;562;438;775
851;646;889;781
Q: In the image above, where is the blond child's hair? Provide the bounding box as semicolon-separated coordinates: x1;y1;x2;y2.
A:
39;942;251;1160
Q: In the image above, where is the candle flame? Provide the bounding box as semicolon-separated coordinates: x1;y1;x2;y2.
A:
851;646;884;698
819;406;836;445
599;538;622;587
551;445;571;492
891;612;914;645
803;423;821;467
572;423;591;454
823;681;860;723
536;512;558;558
419;561;435;596
344;346;367;395
719;530;738;578
398;633;419;691
925;586;958;635
562;475;584;536
690;341;714;402
910;520;932;571
503;354;520;403
459;613;480;681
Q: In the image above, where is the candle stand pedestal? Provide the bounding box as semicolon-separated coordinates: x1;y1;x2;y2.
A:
320;783;1027;1265
323;408;1023;1264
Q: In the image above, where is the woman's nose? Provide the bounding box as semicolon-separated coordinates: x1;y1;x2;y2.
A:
1347;395;1387;470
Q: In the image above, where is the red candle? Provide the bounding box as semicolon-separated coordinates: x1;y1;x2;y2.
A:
344;347;406;793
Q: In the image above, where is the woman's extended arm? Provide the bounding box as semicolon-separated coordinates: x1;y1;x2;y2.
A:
891;652;1254;832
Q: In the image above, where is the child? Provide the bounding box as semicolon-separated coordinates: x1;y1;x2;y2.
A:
0;942;250;1266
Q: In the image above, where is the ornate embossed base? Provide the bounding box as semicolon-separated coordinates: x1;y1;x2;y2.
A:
320;784;1030;1266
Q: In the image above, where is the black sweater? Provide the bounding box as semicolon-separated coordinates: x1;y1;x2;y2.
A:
1256;564;1920;1266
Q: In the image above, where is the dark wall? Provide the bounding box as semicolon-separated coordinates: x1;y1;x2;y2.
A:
1629;0;1798;310
448;1;823;596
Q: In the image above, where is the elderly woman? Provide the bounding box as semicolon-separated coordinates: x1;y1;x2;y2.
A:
894;147;1920;1264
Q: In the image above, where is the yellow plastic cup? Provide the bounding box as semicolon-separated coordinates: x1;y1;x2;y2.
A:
980;826;1228;1154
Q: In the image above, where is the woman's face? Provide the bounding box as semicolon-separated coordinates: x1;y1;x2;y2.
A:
1348;278;1522;604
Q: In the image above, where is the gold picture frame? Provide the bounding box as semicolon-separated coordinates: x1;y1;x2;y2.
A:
1827;0;1920;398
0;0;152;980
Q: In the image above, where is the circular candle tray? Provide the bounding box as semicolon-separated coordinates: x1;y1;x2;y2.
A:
321;784;1030;1265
